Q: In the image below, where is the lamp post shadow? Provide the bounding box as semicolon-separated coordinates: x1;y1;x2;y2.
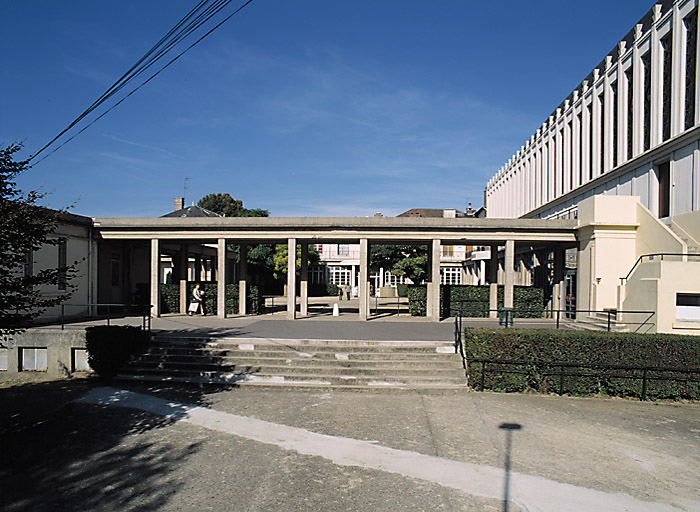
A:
499;422;522;512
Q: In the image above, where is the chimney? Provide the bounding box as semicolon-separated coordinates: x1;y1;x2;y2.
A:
174;197;185;211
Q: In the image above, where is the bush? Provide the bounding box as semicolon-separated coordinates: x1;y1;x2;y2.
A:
308;283;339;297
463;328;700;400
186;282;262;315
396;284;409;297
160;283;180;313
406;285;545;318
85;325;150;380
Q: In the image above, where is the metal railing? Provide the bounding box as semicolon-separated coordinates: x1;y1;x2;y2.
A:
620;253;700;284
452;306;655;333
58;303;153;331
466;357;700;401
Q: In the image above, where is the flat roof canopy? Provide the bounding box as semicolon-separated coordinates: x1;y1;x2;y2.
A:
93;216;579;245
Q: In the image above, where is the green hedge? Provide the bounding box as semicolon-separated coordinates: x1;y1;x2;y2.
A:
160;284;180;313
407;285;544;318
463;328;700;400
85;325;150;380
309;283;339;297
183;282;262;315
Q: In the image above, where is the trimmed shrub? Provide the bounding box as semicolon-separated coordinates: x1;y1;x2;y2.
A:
186;282;262;315
396;284;409;297
463;328;700;400
160;283;180;313
407;285;545;318
85;325;150;380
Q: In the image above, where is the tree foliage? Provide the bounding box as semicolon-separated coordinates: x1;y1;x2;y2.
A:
370;244;428;283
0;143;76;338
197;192;269;217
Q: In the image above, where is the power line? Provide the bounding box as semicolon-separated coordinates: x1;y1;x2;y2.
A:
30;0;255;164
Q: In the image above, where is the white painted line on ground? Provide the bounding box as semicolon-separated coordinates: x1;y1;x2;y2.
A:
75;388;688;512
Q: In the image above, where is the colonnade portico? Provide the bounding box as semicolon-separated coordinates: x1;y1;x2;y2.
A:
94;216;578;322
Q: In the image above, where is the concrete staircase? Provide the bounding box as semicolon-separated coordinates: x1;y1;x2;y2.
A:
569;312;631;333
116;336;467;390
667;222;700;254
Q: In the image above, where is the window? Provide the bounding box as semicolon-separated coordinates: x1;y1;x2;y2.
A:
611;81;618;168
21;348;47;371
685;10;698;130
642;51;652;151
58;238;67;290
441;245;454;257
658;161;671;218
338;244;349;256
328;266;351;285
599;92;605;174
676;293;700;321
24;251;33;278
309;266;325;284
661;32;673;142
440;267;463;285
587;104;594;180
72;348;91;372
0;348;7;371
625;67;634;160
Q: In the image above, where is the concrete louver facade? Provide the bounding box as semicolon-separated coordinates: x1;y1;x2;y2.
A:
486;0;700;221
483;0;700;334
93;216;577;322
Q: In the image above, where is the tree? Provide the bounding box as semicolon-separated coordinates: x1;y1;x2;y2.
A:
197;193;269;217
370;244;428;284
271;244;320;280
0;143;75;339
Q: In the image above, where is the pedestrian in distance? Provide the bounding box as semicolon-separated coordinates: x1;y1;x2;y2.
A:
189;283;205;316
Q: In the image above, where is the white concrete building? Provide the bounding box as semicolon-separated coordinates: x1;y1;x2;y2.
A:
484;0;700;334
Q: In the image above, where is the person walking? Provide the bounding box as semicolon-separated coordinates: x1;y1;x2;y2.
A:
345;283;351;300
189;283;205;316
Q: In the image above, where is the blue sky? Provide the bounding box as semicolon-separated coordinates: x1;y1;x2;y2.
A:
2;1;655;218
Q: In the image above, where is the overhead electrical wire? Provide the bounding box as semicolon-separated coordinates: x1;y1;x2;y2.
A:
29;0;255;164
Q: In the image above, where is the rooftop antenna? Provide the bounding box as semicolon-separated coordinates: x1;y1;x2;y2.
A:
184;177;191;204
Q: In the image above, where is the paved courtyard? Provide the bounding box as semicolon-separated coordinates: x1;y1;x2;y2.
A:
1;379;698;511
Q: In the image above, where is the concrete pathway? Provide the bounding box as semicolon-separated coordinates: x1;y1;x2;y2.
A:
3;380;698;511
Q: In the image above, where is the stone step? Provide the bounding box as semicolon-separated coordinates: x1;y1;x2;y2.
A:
117;367;467;387
133;353;463;367
124;360;465;377
136;348;458;362
118;337;467;390
116;373;467;391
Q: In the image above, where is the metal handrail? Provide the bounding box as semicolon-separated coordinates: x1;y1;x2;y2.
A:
620;252;700;284
451;304;656;333
466;356;700;401
59;303;153;331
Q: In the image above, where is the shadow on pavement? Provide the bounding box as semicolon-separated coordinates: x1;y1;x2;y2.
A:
0;378;226;511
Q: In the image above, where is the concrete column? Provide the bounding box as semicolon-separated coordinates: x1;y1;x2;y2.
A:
238;243;247;316
489;244;499;318
479;259;486;285
430;239;441;322
150;239;160;317
300;243;308;316
504;239;515;309
359;239;369;321
553;246;565;316
287;238;296;320
217;239;227;319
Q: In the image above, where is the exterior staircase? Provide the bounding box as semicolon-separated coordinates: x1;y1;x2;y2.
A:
667;221;700;254
116;336;467;390
568;312;632;333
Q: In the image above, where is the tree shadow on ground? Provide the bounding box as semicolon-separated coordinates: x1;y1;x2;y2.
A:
0;377;225;511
